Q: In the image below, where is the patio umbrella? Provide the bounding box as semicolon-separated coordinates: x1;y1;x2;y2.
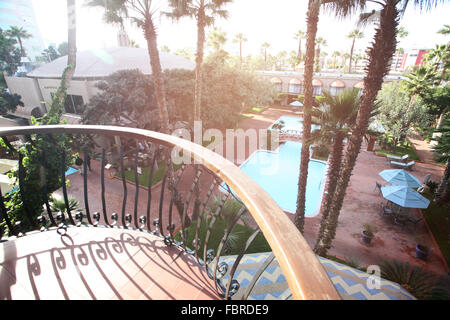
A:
381;185;430;209
289;101;303;107
379;169;422;188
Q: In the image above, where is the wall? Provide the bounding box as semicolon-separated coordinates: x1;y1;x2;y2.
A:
4;75;46;118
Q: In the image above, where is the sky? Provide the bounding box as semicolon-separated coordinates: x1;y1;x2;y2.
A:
31;0;450;57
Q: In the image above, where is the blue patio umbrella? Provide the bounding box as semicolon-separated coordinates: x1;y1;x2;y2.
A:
379;169;422;188
381;185;430;209
289;101;303;107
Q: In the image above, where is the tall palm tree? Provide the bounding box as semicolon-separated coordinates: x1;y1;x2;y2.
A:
294;29;306;62
315;0;445;256
0;29;18;75
233;33;247;68
347;29;364;73
6;26;32;57
432;115;450;205
165;0;231;121
331;50;340;69
404;65;436;113
47;0;77;118
88;0;171;134
294;0;321;233
438;24;450;35
310;89;360;255
314;37;327;72
261;42;271;70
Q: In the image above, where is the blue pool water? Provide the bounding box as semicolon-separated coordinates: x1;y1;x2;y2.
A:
237;141;327;217
269;116;321;133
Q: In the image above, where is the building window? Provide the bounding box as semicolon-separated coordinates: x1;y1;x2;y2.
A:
330;87;344;96
51;93;85;115
288;84;302;94
313;86;322;96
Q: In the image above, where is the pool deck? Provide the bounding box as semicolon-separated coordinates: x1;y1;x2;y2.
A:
58;106;448;280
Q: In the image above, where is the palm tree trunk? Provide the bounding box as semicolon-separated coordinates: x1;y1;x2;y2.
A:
298;38;302;61
239;41;243;68
64;0;77;89
436;108;448;129
195;6;206;122
143;18;170;134
294;0;319;233
317;1;399;255
17;37;25;57
349;38;355;73
435;159;449;205
314;132;344;256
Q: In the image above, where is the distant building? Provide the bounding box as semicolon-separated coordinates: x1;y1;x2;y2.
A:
4;47;195;123
0;0;46;60
260;71;404;104
400;49;429;70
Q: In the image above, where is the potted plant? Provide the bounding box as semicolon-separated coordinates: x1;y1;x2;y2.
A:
414;234;430;261
361;223;378;244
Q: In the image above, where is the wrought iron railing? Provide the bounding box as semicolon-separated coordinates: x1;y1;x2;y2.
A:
0;125;339;300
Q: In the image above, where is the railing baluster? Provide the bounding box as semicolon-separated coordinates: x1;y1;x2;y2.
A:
40;150;57;227
167;164;185;241
179;168;202;251
18;152;36;229
100;149;110;226
240;252;275;301
133;142;139;229
119;144;128;228
212;207;247;291
145;147;158;231
83;149;94;225
0;188;15;236
157;169;168;235
194;178;218;263
203;193;230;272
61;150;74;226
223;229;262;300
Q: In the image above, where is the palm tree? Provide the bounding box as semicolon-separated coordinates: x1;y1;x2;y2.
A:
432;116;450;205
294;29;306;62
6;26;32;57
310;89;360;256
233;33;247;68
261;42;271;70
314;37;327;72
47;0;77;118
347;29;364;73
438;24;450;35
331;50;340;69
316;0;445;256
341;52;350;71
404;65;436;117
294;0;321;233
165;0;231;122
88;0;171;134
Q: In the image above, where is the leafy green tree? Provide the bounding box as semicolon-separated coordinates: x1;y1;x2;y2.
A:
347;29;364;73
0;87;24;115
174;47;195;61
82;69;159;130
438;24;450;35
376;81;430;152
57;42;69;56
0;28;20;75
420;85;450;130
6;26;32;57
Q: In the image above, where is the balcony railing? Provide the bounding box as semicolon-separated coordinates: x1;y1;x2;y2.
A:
0;125;339;300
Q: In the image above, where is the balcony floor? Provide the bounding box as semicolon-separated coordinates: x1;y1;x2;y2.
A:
0;226;220;300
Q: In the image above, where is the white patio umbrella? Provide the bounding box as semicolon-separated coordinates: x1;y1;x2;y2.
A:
289;101;303;107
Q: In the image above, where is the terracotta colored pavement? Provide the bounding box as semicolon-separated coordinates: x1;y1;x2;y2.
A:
0;226;219;300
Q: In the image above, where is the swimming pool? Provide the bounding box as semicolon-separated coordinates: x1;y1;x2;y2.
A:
232;141;327;217
269;116;321;134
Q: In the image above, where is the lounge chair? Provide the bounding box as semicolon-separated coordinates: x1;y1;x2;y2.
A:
386;154;408;163
390;160;415;171
381;203;393;220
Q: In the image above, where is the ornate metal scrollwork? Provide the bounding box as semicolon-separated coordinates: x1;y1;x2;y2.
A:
163;235;173;247
111;212;118;225
216;262;229;280
206;249;215;264
74;211;83;226
92;212;100;226
124;214;132;227
139;216;147;230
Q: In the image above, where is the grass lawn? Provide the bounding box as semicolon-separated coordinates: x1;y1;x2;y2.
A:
174;216;271;256
115;161;182;188
421;191;450;267
375;143;420;161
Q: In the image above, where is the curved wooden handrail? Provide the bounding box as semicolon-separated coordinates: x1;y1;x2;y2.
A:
0;125;340;300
